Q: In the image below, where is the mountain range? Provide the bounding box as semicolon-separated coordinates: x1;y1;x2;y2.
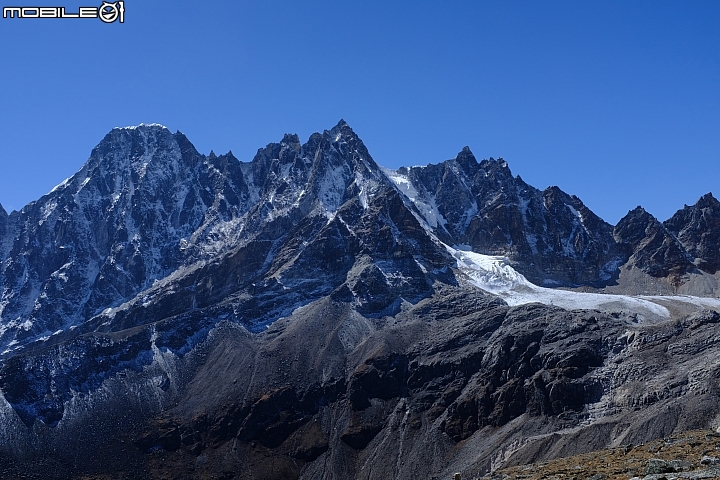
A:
0;121;718;479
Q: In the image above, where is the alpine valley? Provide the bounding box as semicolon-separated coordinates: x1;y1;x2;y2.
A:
1;121;719;479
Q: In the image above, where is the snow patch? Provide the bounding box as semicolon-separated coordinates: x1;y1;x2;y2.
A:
375;261;412;287
639;295;720;310
448;245;672;321
383;168;447;229
49;177;70;194
599;257;624;281
115;123;168;130
316;162;348;213
354;171;374;209
517;195;539;254
566;204;581;221
40;200;58;223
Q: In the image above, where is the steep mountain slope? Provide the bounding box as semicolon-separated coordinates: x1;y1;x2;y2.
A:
664;193;720;274
0;120;453;428
614;206;694;279
385;149;625;287
0;121;719;480
0;121;430;354
0;124;253;353
605;198;720;296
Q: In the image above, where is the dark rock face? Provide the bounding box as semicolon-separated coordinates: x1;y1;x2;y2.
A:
0;328;153;427
13;287;711;480
664;193;720;274
398;150;625;286
0;203;6;238
438;304;611;440
614;206;694;278
614;194;720;282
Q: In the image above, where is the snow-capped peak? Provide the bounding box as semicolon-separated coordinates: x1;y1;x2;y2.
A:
113;123;169;131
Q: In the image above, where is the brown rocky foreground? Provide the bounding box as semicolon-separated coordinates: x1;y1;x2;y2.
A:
481;429;720;480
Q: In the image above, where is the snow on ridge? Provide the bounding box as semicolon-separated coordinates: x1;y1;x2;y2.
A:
317;162;349;212
113;123;169;131
517;195;539;254
355;171;374;209
382;167;447;229
448;245;674;321
49;177;71;195
566;203;581;222
566;203;593;239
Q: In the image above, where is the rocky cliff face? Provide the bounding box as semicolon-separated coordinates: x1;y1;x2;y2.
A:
610;196;720;293
0;121;430;354
0;121;719;479
0;125;254;352
389;149;625;287
614;206;694;279
664;193;720;274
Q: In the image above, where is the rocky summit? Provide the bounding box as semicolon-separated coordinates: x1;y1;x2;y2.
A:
0;121;719;479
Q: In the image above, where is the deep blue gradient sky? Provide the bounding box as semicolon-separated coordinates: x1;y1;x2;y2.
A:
1;1;718;223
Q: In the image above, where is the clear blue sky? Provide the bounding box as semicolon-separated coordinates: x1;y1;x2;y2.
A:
1;1;718;223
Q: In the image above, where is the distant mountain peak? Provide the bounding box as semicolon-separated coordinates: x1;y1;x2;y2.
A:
281;132;300;143
112;123;169;131
628;205;649;216
664;191;720;275
544;185;564;195
326;119;358;141
454;146;478;174
478;156;511;173
89;123;190;173
696;192;719;208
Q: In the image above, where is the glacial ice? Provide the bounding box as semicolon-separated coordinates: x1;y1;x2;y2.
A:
448;245;672;321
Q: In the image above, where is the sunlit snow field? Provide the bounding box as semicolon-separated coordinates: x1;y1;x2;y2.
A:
450;246;720;322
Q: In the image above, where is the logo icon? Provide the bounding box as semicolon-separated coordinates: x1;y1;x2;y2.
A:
2;1;125;22
99;1;123;23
